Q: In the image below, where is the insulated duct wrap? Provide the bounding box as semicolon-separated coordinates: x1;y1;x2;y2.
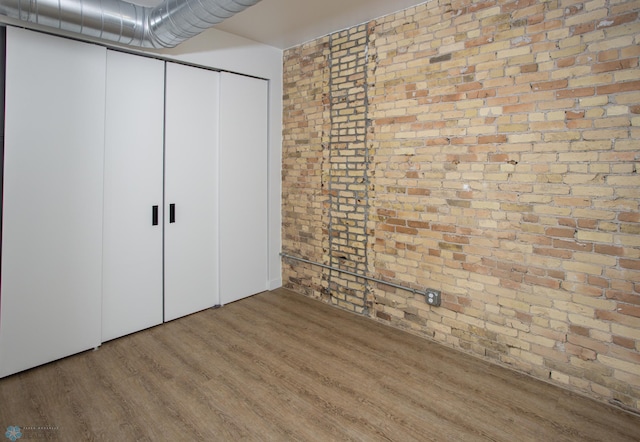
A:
0;0;261;48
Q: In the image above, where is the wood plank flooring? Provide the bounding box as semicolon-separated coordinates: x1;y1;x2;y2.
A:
1;288;638;441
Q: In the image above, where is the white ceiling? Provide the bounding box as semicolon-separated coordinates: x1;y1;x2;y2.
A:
215;0;425;49
213;0;428;49
130;0;429;50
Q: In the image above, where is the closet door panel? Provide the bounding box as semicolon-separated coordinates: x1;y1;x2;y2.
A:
219;73;269;304
164;63;219;321
102;51;165;341
0;28;106;377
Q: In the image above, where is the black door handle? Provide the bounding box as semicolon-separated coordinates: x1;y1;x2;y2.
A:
152;205;159;226
169;204;175;223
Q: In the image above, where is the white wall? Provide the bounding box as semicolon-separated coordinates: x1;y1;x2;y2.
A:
0;22;284;291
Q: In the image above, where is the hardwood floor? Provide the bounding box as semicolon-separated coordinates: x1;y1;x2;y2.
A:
1;288;638;441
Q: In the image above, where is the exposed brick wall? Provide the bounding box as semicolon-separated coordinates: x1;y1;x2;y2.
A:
282;0;640;410
282;38;331;300
326;24;374;313
282;26;375;313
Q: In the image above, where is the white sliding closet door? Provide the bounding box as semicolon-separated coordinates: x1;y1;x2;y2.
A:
102;51;165;341
164;63;219;321
219;73;269;305
0;28;106;377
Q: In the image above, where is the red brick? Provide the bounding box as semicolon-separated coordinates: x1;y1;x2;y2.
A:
618;212;640;222
377;209;396;217
396;226;418;235
378;223;396;233
564;281;603;297
596;12;638;29
532;79;568;91
453;252;466;261
557;57;575;68
598;49;619;62
525;274;560;289
592;58;638;74
442;300;464;313
623;44;640;57
450;140;478;148
545;227;575;238
596;310;632;326
457;81;483;92
527;13;544;26
463;262;487;275
466;35;495;48
588;275;609;288
570;324;590;336
613;335;636;349
566;120;592;129
504;103;536;113
478;134;508;144
620;259;640;270
443;234;470;244
558;218;577;227
432;224;456;233
605;290;640;305
489;153;510;162
597;81;640;95
468;89;497;99
553;239;592;251
556;87;594;99
595;244;624;256
617;303;640;318
566;111;585;119
548;269;565;280
577;219;597;229
443;93;465;102
572;23;595;35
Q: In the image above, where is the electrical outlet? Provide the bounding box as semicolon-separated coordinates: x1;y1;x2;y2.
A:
425;289;441;307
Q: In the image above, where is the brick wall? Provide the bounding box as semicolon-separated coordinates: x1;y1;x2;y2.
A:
326;24;373;313
282;0;640;410
283;37;331;300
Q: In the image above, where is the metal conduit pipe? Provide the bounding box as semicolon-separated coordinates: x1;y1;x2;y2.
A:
0;0;261;48
280;252;441;306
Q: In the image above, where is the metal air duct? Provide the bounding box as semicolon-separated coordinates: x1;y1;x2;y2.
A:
0;0;261;48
